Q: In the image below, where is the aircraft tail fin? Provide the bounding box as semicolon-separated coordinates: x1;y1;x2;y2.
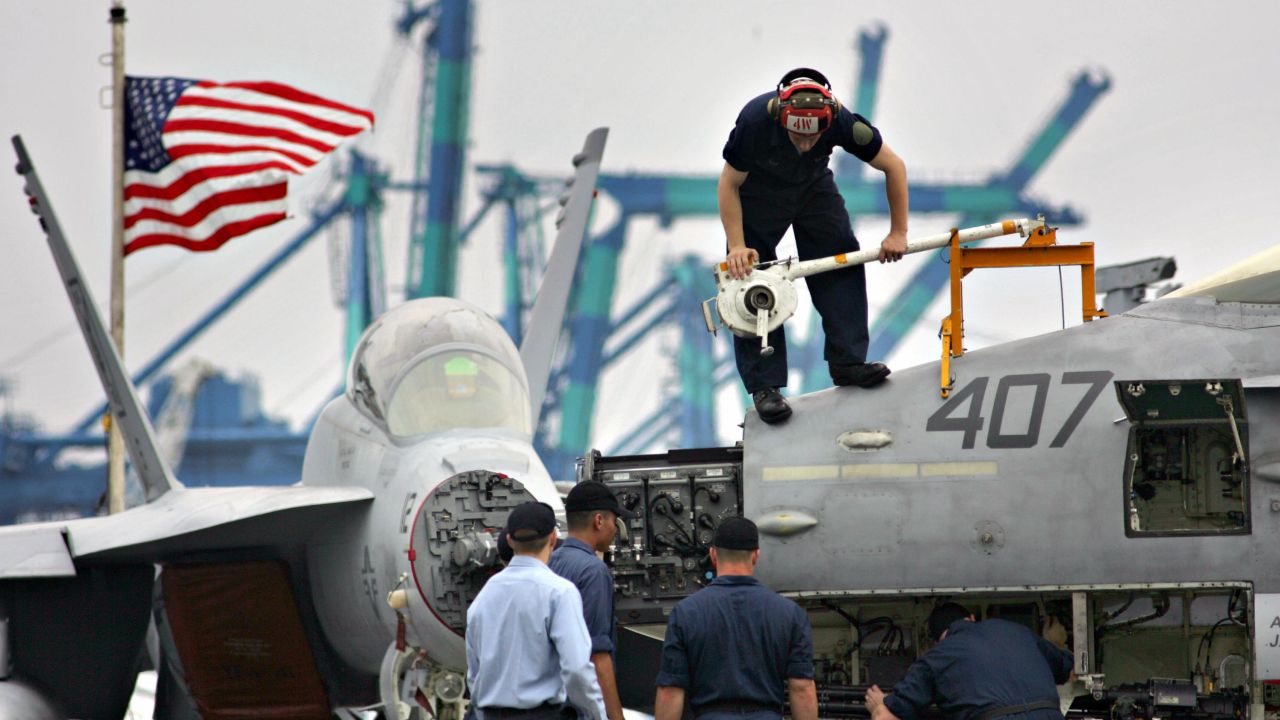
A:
1164;244;1280;304
519;127;608;418
12;135;182;502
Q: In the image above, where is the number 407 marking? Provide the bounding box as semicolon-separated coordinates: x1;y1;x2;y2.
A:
926;371;1113;449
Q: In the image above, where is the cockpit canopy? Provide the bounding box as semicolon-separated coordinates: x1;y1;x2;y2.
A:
347;298;531;438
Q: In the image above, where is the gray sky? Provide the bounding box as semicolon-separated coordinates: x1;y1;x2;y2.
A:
3;1;1279;451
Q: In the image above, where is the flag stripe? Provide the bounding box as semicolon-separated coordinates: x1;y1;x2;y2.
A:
124;161;294;202
163;118;336;154
167;104;355;149
124;150;305;191
183;84;374;133
125;181;288;229
124;198;289;243
124;213;287;255
205;80;376;126
165;141;316;170
174;95;369;137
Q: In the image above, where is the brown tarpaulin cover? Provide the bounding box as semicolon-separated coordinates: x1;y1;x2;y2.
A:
162;560;330;719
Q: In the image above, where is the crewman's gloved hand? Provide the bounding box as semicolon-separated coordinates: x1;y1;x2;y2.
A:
1042;615;1068;650
725;246;760;279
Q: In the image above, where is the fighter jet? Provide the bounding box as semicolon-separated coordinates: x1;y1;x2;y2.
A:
0;129;606;719
581;234;1280;719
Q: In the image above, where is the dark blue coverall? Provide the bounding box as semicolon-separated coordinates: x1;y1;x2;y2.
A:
549;537;617;657
884;618;1073;720
722;92;885;393
655;575;813;720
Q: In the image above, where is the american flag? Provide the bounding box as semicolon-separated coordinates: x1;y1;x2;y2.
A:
123;76;373;255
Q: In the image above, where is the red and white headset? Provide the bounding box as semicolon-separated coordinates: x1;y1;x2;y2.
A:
767;67;840;136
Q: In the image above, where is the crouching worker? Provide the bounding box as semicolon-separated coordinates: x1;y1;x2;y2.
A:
864;603;1074;720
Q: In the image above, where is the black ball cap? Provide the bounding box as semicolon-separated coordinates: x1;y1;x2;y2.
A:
506;501;557;541
713;516;759;550
565;482;637;519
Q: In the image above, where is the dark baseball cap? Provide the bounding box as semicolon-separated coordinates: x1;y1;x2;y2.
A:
506;501;557;541
564;482;637;519
713;516;759;550
927;602;971;642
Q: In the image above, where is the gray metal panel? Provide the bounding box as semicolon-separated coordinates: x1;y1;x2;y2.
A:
520;127;608;418
11;136;180;502
742;302;1280;593
0;524;75;578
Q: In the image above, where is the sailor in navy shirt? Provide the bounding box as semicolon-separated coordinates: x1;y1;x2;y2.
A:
549;482;637;720
719;67;910;424
865;603;1074;720
654;517;817;720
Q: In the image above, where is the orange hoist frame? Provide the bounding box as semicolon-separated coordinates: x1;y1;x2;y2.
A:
939;225;1107;398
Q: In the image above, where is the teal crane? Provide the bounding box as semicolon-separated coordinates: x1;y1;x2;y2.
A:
399;0;474;300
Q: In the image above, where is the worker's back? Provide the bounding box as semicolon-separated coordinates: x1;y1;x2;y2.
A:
659;575;810;712
900;618;1071;720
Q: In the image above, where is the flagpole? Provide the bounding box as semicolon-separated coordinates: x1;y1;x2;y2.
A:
107;0;126;514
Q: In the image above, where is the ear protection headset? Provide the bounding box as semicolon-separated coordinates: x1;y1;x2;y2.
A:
767;67;841;135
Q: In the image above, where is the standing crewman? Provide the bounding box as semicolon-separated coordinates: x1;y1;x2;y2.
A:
549;482;637;720
466;502;607;720
863;602;1073;720
654;517;817;720
720;67;910;424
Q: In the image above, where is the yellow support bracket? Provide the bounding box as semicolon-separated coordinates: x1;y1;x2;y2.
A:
939;224;1108;398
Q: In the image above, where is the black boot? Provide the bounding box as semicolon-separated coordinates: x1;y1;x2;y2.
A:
751;388;792;424
830;361;891;388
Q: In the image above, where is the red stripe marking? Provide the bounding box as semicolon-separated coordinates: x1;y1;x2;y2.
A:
211;81;376;127
175;95;369;136
163;118;335;154
124;212;286;256
166;143;315;170
124;182;288;230
124;162;291;201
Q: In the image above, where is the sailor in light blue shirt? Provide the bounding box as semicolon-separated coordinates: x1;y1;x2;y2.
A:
467;502;607;720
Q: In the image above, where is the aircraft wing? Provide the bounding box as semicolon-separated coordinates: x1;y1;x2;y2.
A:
0;485;373;574
0;524;77;578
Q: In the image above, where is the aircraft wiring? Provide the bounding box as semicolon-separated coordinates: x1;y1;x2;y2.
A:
696;512;718;534
820;600;860;630
856;616;904;652
693;485;721;505
1196;616;1245;675
1099;593;1171;634
1100;592;1137;623
650;493;701;554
